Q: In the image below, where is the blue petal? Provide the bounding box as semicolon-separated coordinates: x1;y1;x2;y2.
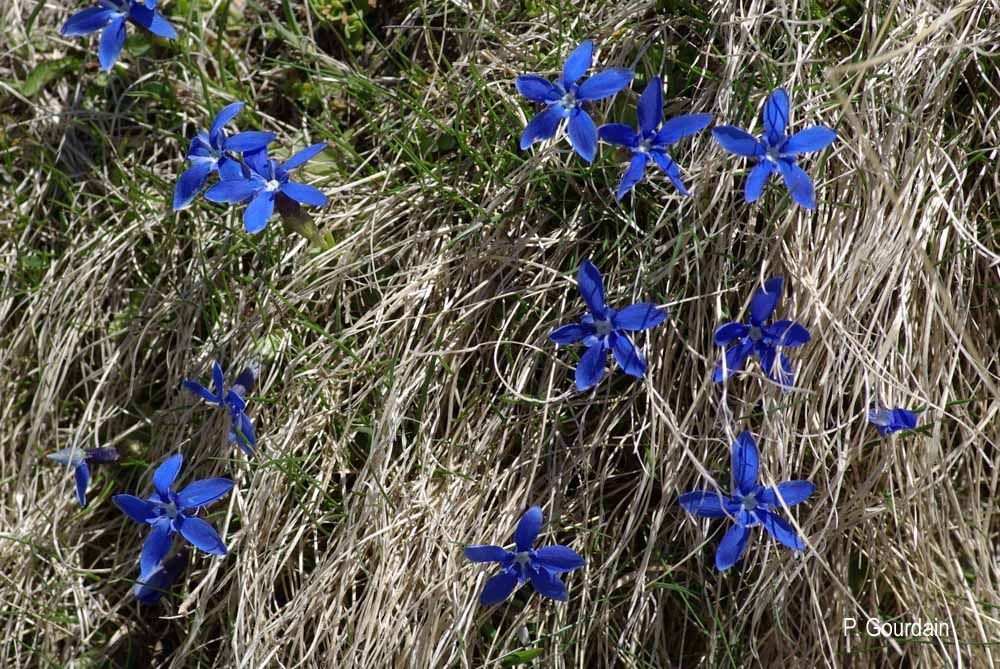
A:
744;160;775;203
566;110;598;162
758;509;806;550
712;126;762;157
85;447;119;463
528;566;567;601
763;88;789;146
654;113;713;146
177;478;234;511
218;156;246;181
244;191;275;234
515;75;560;103
134;551;188;605
519;106;563;150
714;523;750;571
228;411;256;454
636;77;662;136
576;260;607;318
204;178;261;204
281;181;327;207
224;131;276;153
61;7;116;36
713;322;748;346
761;348;795;389
777;159;816;209
244;148;271;177
464;545;509;563
140;518;173;574
749;277;784;326
759;481;815;508
731;431;760;496
282;143;327;170
612;303;667;331
514;506;543;552
113;494;159;524
609;332;646;378
479;571;517;606
208;101;243;146
678;490;731;518
233;363;259;394
561;40;594;88
533;545;585;574
575;339;606;390
597;123;638;148
172;161;215;211
97;16;127;71
128;5;177;39
152;454;183;498
783;126;836;154
649;150;688;195
177;515;227;554
48;446;86;467
615;153;647;200
577;68;633;101
765;320;810;346
550;323;590;345
712;338;752;382
212;362;225;398
182;379;222;405
74;463;90;507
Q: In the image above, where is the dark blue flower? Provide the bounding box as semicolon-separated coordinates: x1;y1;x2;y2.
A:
465;506;585;605
113;454;233;575
516;40;633;162
598;77;712;199
173;102;276;211
183;361;259;456
713;276;809;390
712;89;836;209
550;260;668;391
47;446;119;507
60;0;177;72
868;407;918;436
203;144;328;233
133;549;189;604
679;431;815;571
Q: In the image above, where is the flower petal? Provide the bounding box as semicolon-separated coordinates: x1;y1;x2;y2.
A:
282;142;327;170
654;113;713;146
177;515;227;554
204;178;261;204
515;75;560;103
713;322;748;346
97;16;126;71
61;7;115;36
615;153;648;200
228;411;257;454
649;150;688;195
172;160;215;211
765;320;810;346
763;88;789;146
636;77;662;136
464;545;509;563
731;431;759;496
712;126;762;158
758;509;806;551
869;408;919;435
280;181;327;207
712;338;752;382
218;156;246;181
761;348;795;389
744;160;775;203
783;126;836;154
244;192;275;234
514;506;543;552
567;109;598;162
134;550;188;605
208;102;243;145
528;566;568;600
74;463;90;507
597;123;637;148
715;524;750;571
479;571;517;606
177;478;234;511
152;454;183;498
609;332;647;378
182;379;222;405
749;277;784;326
534;546;585;574
128;5;176;39
140;518;173;574
224;131;276;153
561;40;594;88
777;159;816;209
519;106;563;150
113;494;158;524
575;339;607;391
612;303;667;331
549;323;589;345
759;481;815;508
577;68;633;101
576;260;607;318
678;490;731;518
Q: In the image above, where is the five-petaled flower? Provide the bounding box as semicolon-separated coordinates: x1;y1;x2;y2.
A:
713;276;809;390
113;454;233;577
133;549;188;604
679;431;815;571
868;406;918;436
598;77;712;199
516;39;633;162
712;89;836;209
204;144;328;233
183;361;259;455
48;446;119;507
465;506;585;605
550;260;668;391
173;102;276;211
61;0;177;72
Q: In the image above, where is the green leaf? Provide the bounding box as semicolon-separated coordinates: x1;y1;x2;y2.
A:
17;57;82;97
500;648;544;666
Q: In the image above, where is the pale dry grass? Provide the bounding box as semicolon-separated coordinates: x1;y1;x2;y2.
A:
1;0;999;667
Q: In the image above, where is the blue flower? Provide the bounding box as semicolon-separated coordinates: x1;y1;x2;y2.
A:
465;506;585;605
60;0;177;72
598;77;712;199
173;102;276;211
113;454;234;575
713;276;809;390
679;431;815;571
712;89;836;209
204;144;328;234
183;361;259;456
47;446;119;507
133;549;188;605
868;407;918;436
516;40;633;162
550;260;668;391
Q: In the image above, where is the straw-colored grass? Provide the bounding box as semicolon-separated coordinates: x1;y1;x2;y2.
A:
1;0;999;666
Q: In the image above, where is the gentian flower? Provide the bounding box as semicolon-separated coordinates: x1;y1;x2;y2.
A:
47;446;119;507
204;144;328;233
133;549;188;604
712;89;836;209
172;103;276;211
183;361;259;455
679;431;815;571
516;39;633;162
868;406;918;436
60;0;177;72
713;276;809;390
598;77;712;199
465;506;585;605
550;260;668;391
113;454;233;575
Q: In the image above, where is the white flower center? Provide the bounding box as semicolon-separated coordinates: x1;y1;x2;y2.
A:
559;92;577;110
515;551;531;568
765;146;782;163
740;493;759;512
265;179;281;192
637;138;652;153
748;326;763;342
159;500;179;519
594;318;613;337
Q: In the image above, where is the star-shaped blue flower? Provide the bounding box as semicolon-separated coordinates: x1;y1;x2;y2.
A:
516;40;633;162
550;260;668;391
183;361;259;455
47;446;119;507
204;144;328;233
679;431;815;571
173;102;276;211
868;406;918;436
598;77;712;199
713;276;810;390
133;549;188;604
712;89;836;209
113;454;234;576
61;0;177;72
465;506;585;605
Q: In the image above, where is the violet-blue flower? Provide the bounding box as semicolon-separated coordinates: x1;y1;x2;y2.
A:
679;431;815;571
598;77;712;199
182;361;259;455
113;454;233;575
203;144;328;233
61;0;177;72
465;506;585;605
47;446;119;507
133;549;188;604
173;103;276;211
516;40;633;162
712;89;836;209
868;407;918;436
550;260;667;391
713;276;809;390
